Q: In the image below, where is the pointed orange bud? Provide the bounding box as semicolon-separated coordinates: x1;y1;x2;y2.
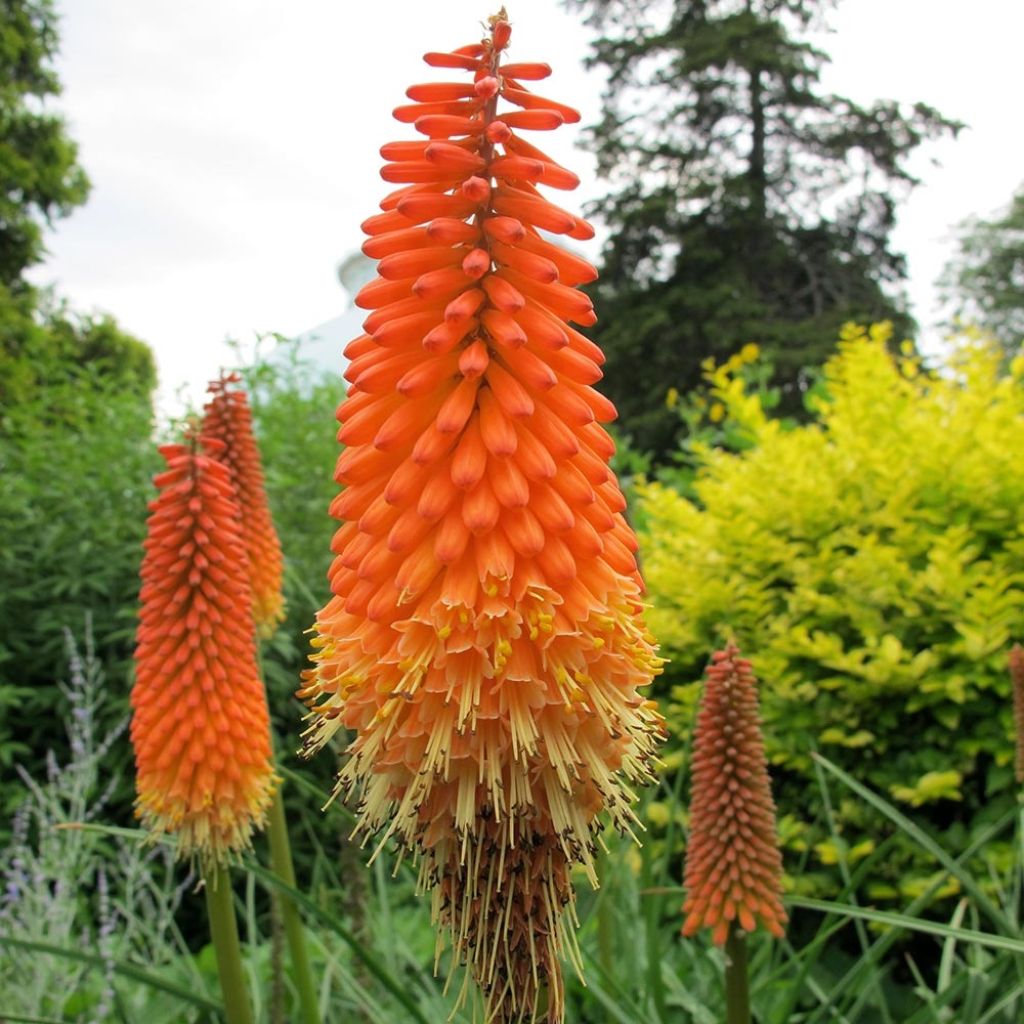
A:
201;373;286;637
131;434;276;865
1010;644;1024;784
682;644;786;945
300;13;664;1022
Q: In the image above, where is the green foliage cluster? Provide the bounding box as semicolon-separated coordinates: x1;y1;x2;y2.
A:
0;284;156;428
0;0;90;286
0;0;159;823
638;324;1024;902
0;0;155;429
0;376;159;799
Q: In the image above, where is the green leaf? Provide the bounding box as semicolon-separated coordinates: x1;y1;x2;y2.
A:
242;859;431;1024
811;752;1014;934
0;936;222;1013
788;897;1024;956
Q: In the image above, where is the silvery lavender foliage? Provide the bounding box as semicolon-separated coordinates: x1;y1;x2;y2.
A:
0;623;207;1021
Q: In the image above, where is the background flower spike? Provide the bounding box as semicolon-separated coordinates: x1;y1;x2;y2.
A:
682;643;786;945
300;10;665;1022
132;430;277;868
1009;644;1024;784
201;372;286;637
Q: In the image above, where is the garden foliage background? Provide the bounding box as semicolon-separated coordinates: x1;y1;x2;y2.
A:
3;0;1024;1020
4;325;1024;1022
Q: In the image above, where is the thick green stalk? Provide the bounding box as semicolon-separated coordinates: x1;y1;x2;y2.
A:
267;789;320;1024
596;888;614;992
640;840;668;1021
204;865;254;1024
254;640;320;1023
725;925;751;1024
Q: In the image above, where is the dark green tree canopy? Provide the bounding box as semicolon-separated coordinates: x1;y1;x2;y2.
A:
0;1;155;423
1;0;90;288
0;284;157;431
940;183;1024;353
568;0;960;456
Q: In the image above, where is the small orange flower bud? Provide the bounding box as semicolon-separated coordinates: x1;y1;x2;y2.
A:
201;373;286;637
682;644;786;945
1010;644;1024;783
131;434;276;865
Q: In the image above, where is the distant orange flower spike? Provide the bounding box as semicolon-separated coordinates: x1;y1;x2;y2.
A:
202;373;286;637
682;644;786;945
1010;645;1024;784
132;434;276;865
300;11;665;1023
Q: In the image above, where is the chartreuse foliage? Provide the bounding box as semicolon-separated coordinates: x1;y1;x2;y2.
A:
639;324;1024;902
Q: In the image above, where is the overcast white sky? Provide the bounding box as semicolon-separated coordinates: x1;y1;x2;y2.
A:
29;1;1024;413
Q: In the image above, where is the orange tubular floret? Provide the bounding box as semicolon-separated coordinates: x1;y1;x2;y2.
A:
681;644;787;945
301;12;664;1024
131;435;276;866
202;374;286;637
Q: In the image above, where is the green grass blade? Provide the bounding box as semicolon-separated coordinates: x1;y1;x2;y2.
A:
811;755;893;1024
976;979;1024;1023
0;935;223;1013
810;753;1014;934
243;858;431;1024
0;1015;76;1024
789;897;1024;955
800;805;1019;1024
938;898;969;995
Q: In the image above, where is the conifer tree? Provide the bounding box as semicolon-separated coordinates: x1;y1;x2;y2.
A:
568;0;959;455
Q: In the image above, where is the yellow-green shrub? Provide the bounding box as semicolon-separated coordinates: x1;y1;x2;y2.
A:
639;324;1024;900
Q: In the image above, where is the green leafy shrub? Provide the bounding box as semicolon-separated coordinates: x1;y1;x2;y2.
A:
0;375;160;804
638;324;1024;901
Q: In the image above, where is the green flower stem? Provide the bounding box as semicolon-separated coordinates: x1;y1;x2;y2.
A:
596;888;614;990
253;642;320;1022
267;788;320;1024
204;865;254;1024
725;925;751;1024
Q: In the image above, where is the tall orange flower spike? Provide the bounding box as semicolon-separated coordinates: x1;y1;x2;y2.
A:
132;433;277;866
682;644;786;945
202;372;286;637
1010;644;1024;784
298;10;665;1022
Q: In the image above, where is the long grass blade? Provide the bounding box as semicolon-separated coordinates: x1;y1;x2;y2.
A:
810;753;1013;934
243;858;431;1024
789;897;1024;955
800;805;1019;1024
0;935;223;1012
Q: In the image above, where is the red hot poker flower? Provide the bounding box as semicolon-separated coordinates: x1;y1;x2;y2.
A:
202;373;286;637
682;644;786;945
298;11;664;1022
132;434;276;865
1010;644;1024;784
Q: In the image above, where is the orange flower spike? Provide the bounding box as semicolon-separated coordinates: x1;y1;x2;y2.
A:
301;10;665;1023
1010;644;1024;784
682;644;787;945
201;373;286;637
131;434;276;866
